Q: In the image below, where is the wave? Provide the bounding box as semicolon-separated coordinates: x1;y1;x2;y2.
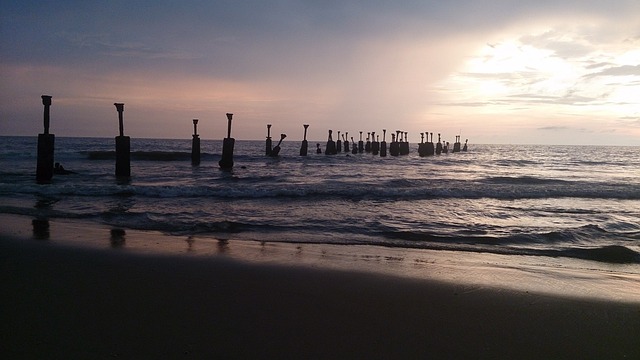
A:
86;151;218;161
481;176;570;185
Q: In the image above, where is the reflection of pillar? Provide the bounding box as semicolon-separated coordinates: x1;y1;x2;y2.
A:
191;119;200;165
219;113;235;170
32;219;50;240
36;95;55;184
114;103;130;177
300;124;309;156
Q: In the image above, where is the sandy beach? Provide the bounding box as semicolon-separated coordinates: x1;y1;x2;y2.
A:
1;214;639;359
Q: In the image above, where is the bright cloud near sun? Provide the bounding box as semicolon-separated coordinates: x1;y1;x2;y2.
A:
432;21;640;144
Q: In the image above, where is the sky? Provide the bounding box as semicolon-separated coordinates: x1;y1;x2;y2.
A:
1;1;639;145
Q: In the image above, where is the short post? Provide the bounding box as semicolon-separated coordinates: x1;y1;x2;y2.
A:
401;132;409;155
343;132;350;153
270;133;286;157
380;129;387;157
426;132;435;156
191;119;200;165
265;124;272;155
300;124;309;156
325;130;337;155
463;139;468;152
219;113;235;170
371;132;379;155
114;103;130;178
36;95;55;183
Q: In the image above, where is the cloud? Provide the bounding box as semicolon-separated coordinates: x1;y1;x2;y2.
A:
584;64;640;78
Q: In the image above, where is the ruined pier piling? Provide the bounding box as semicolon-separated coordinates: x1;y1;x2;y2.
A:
191;119;200;165
300;124;309;156
114;103;130;178
36;95;54;183
218;113;235;170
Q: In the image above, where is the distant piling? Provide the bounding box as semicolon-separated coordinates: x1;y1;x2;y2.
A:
463;139;468;152
418;133;426;157
344;132;350;153
114;103;130;178
351;137;358;154
358;131;364;153
270;133;286;157
218;113;235;170
300;124;309;156
427;132;435;156
401;131;409;155
365;132;371;153
390;131;399;156
336;131;342;153
371;132;379;155
265;124;272;156
436;133;443;155
453;135;461;153
36;95;55;184
325;130;337;155
380;129;387;157
191;119;200;165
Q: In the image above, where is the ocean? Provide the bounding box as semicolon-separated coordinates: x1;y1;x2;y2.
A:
1;135;639;266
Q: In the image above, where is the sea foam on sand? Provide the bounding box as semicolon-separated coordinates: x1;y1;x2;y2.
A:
1;214;639;359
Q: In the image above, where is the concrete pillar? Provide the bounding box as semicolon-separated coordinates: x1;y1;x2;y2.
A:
427;132;435;156
270;133;286;157
351;137;358;154
325;130;337;155
300;124;309;156
418;133;426;157
358;131;364;153
114;103;130;178
453;135;461;153
371;132;379;155
365;132;371;153
380;129;387;157
336;131;342;153
463;139;468;151
36;95;55;184
265;124;272;156
401;131;409;155
218;113;235;170
390;131;399;156
191;119;201;165
436;133;443;155
343;132;350;153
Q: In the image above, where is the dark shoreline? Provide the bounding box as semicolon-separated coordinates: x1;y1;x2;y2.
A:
2;234;639;359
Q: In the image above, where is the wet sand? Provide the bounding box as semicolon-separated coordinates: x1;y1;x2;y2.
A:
1;215;639;359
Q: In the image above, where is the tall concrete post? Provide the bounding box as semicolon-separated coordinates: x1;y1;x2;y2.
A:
265;124;272;155
300;124;309;156
219;113;235;170
36;95;55;183
191;119;200;165
114;103;130;178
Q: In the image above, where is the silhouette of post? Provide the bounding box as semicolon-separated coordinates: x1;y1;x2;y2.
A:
300;124;309;156
114;103;130;178
380;129;387;157
463;139;468;151
351;137;358;154
436;133;443;155
191;119;200;165
358;131;364;153
265;124;272;155
36;95;55;183
427;132;435;156
371;132;379;155
336;131;342;153
453;135;461;153
418;133;426;157
343;132;350;153
270;133;286;157
401;131;409;155
325;130;337;155
365;132;371;153
219;113;235;170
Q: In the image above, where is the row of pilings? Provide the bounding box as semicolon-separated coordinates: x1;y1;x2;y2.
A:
34;96;467;183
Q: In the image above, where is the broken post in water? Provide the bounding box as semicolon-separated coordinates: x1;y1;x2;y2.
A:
436;133;443;155
325;130;337;155
380;129;387;157
300;124;309;156
453;135;461;153
114;103;130;178
218;113;235;170
427;132;435;156
351;137;358;154
371;132;379;155
418;133;426;157
463;139;468;151
344;132;350;153
336;131;342;153
365;132;371;153
265;124;272;155
270;133;286;157
36;95;55;183
358;131;364;153
191;119;200;165
401;131;409;155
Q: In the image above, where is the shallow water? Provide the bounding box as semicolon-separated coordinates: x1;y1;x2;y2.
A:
1;136;639;265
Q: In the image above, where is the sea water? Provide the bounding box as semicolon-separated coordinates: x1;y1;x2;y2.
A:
1;136;639;266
